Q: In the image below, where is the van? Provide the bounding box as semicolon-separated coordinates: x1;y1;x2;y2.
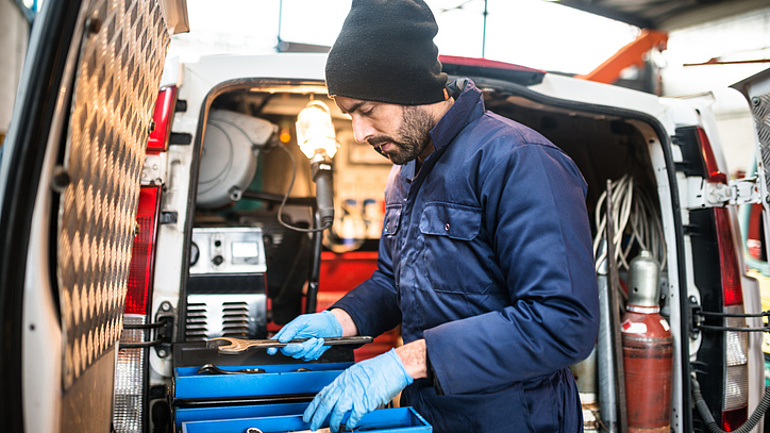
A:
2;1;769;432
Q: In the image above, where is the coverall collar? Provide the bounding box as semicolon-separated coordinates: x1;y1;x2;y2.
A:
429;78;485;154
402;78;485;181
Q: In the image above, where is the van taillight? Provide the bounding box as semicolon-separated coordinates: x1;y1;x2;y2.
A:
697;127;727;184
697;126;749;430
147;86;177;153
115;86;170;432
722;407;749;432
126;185;161;314
715;209;743;307
115;185;162;433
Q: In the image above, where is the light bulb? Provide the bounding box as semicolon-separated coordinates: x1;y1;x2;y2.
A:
295;100;339;159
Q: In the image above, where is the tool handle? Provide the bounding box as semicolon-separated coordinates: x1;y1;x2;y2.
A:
243;336;373;349
317;336;372;346
272;336;373;348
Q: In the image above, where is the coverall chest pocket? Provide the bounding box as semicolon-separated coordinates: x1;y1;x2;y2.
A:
383;204;403;237
418;202;489;295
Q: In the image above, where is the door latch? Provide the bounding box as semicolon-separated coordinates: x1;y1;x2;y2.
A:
686;176;761;209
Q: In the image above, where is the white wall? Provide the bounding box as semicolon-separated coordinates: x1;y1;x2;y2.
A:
0;0;29;143
661;7;770;176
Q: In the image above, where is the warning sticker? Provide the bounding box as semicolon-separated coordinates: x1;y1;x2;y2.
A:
660;318;670;332
621;320;647;334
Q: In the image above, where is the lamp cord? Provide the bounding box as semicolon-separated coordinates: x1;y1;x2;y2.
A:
276;144;332;233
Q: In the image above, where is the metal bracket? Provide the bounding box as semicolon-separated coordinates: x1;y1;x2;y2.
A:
141;152;167;185
119;305;174;352
686;176;761;209
154;301;175;358
688;296;702;339
160;211;178;224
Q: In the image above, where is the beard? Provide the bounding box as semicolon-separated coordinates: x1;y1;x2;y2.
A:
368;105;436;165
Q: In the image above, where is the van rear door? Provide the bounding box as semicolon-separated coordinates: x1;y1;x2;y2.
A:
0;1;185;432
732;68;770;264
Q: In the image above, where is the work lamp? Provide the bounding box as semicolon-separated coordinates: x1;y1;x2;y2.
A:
295;100;339;229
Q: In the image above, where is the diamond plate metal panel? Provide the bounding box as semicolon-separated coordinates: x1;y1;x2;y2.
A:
58;0;170;389
753;94;770;185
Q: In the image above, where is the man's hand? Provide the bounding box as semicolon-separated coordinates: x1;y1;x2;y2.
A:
303;348;415;432
266;310;344;361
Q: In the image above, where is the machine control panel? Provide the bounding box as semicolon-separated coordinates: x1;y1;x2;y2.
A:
189;227;267;274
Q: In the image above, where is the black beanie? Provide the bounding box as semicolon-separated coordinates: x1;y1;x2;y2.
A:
325;0;448;105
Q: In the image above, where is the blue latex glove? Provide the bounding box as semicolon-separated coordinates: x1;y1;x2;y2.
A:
303;348;414;432
266;311;343;361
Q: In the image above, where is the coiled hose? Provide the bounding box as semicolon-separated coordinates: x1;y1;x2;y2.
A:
691;374;770;433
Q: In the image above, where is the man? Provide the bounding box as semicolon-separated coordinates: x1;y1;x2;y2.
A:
267;0;600;431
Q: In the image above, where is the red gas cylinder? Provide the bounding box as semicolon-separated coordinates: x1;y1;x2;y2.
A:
621;251;673;433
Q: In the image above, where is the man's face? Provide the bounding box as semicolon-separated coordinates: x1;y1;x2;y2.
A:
334;96;436;165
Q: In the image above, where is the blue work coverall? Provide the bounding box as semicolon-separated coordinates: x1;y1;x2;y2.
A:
332;79;599;432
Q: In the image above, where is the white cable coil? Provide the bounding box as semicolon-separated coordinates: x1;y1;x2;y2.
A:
593;174;667;273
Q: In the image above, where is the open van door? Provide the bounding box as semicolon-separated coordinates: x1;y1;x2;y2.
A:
0;1;186;432
733;69;770;272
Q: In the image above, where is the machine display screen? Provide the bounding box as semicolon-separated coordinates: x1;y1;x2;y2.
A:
232;241;259;258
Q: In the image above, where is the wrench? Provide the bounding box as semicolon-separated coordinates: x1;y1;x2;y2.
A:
207;335;373;354
197;364;266;375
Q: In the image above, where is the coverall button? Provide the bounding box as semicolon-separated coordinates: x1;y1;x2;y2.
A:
445;223;450;231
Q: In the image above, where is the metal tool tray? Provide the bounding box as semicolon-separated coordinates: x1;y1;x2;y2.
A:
173;341;354;400
173;341;355;368
180;407;432;433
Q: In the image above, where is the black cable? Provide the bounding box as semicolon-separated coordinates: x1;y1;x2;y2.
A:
122;321;166;330
275;145;332;234
119;339;163;349
698;311;770;318
691;375;770;433
698;325;769;333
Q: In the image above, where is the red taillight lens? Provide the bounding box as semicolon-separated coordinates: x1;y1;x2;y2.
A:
696;125;742;305
694;126;750;428
722;406;748;432
697;127;727;184
715;208;743;306
125;185;161;314
147;86;177;153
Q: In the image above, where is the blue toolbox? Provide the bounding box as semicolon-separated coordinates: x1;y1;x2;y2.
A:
171;342;432;432
172;341;352;430
181;407;432;433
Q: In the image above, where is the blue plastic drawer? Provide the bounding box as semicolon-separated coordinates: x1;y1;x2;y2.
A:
174;363;352;399
181;407;432;433
175;402;309;429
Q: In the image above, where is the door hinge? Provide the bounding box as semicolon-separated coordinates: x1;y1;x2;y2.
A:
686;176;760;209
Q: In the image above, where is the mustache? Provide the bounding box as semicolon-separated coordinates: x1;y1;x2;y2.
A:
367;136;395;147
366;136;394;158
